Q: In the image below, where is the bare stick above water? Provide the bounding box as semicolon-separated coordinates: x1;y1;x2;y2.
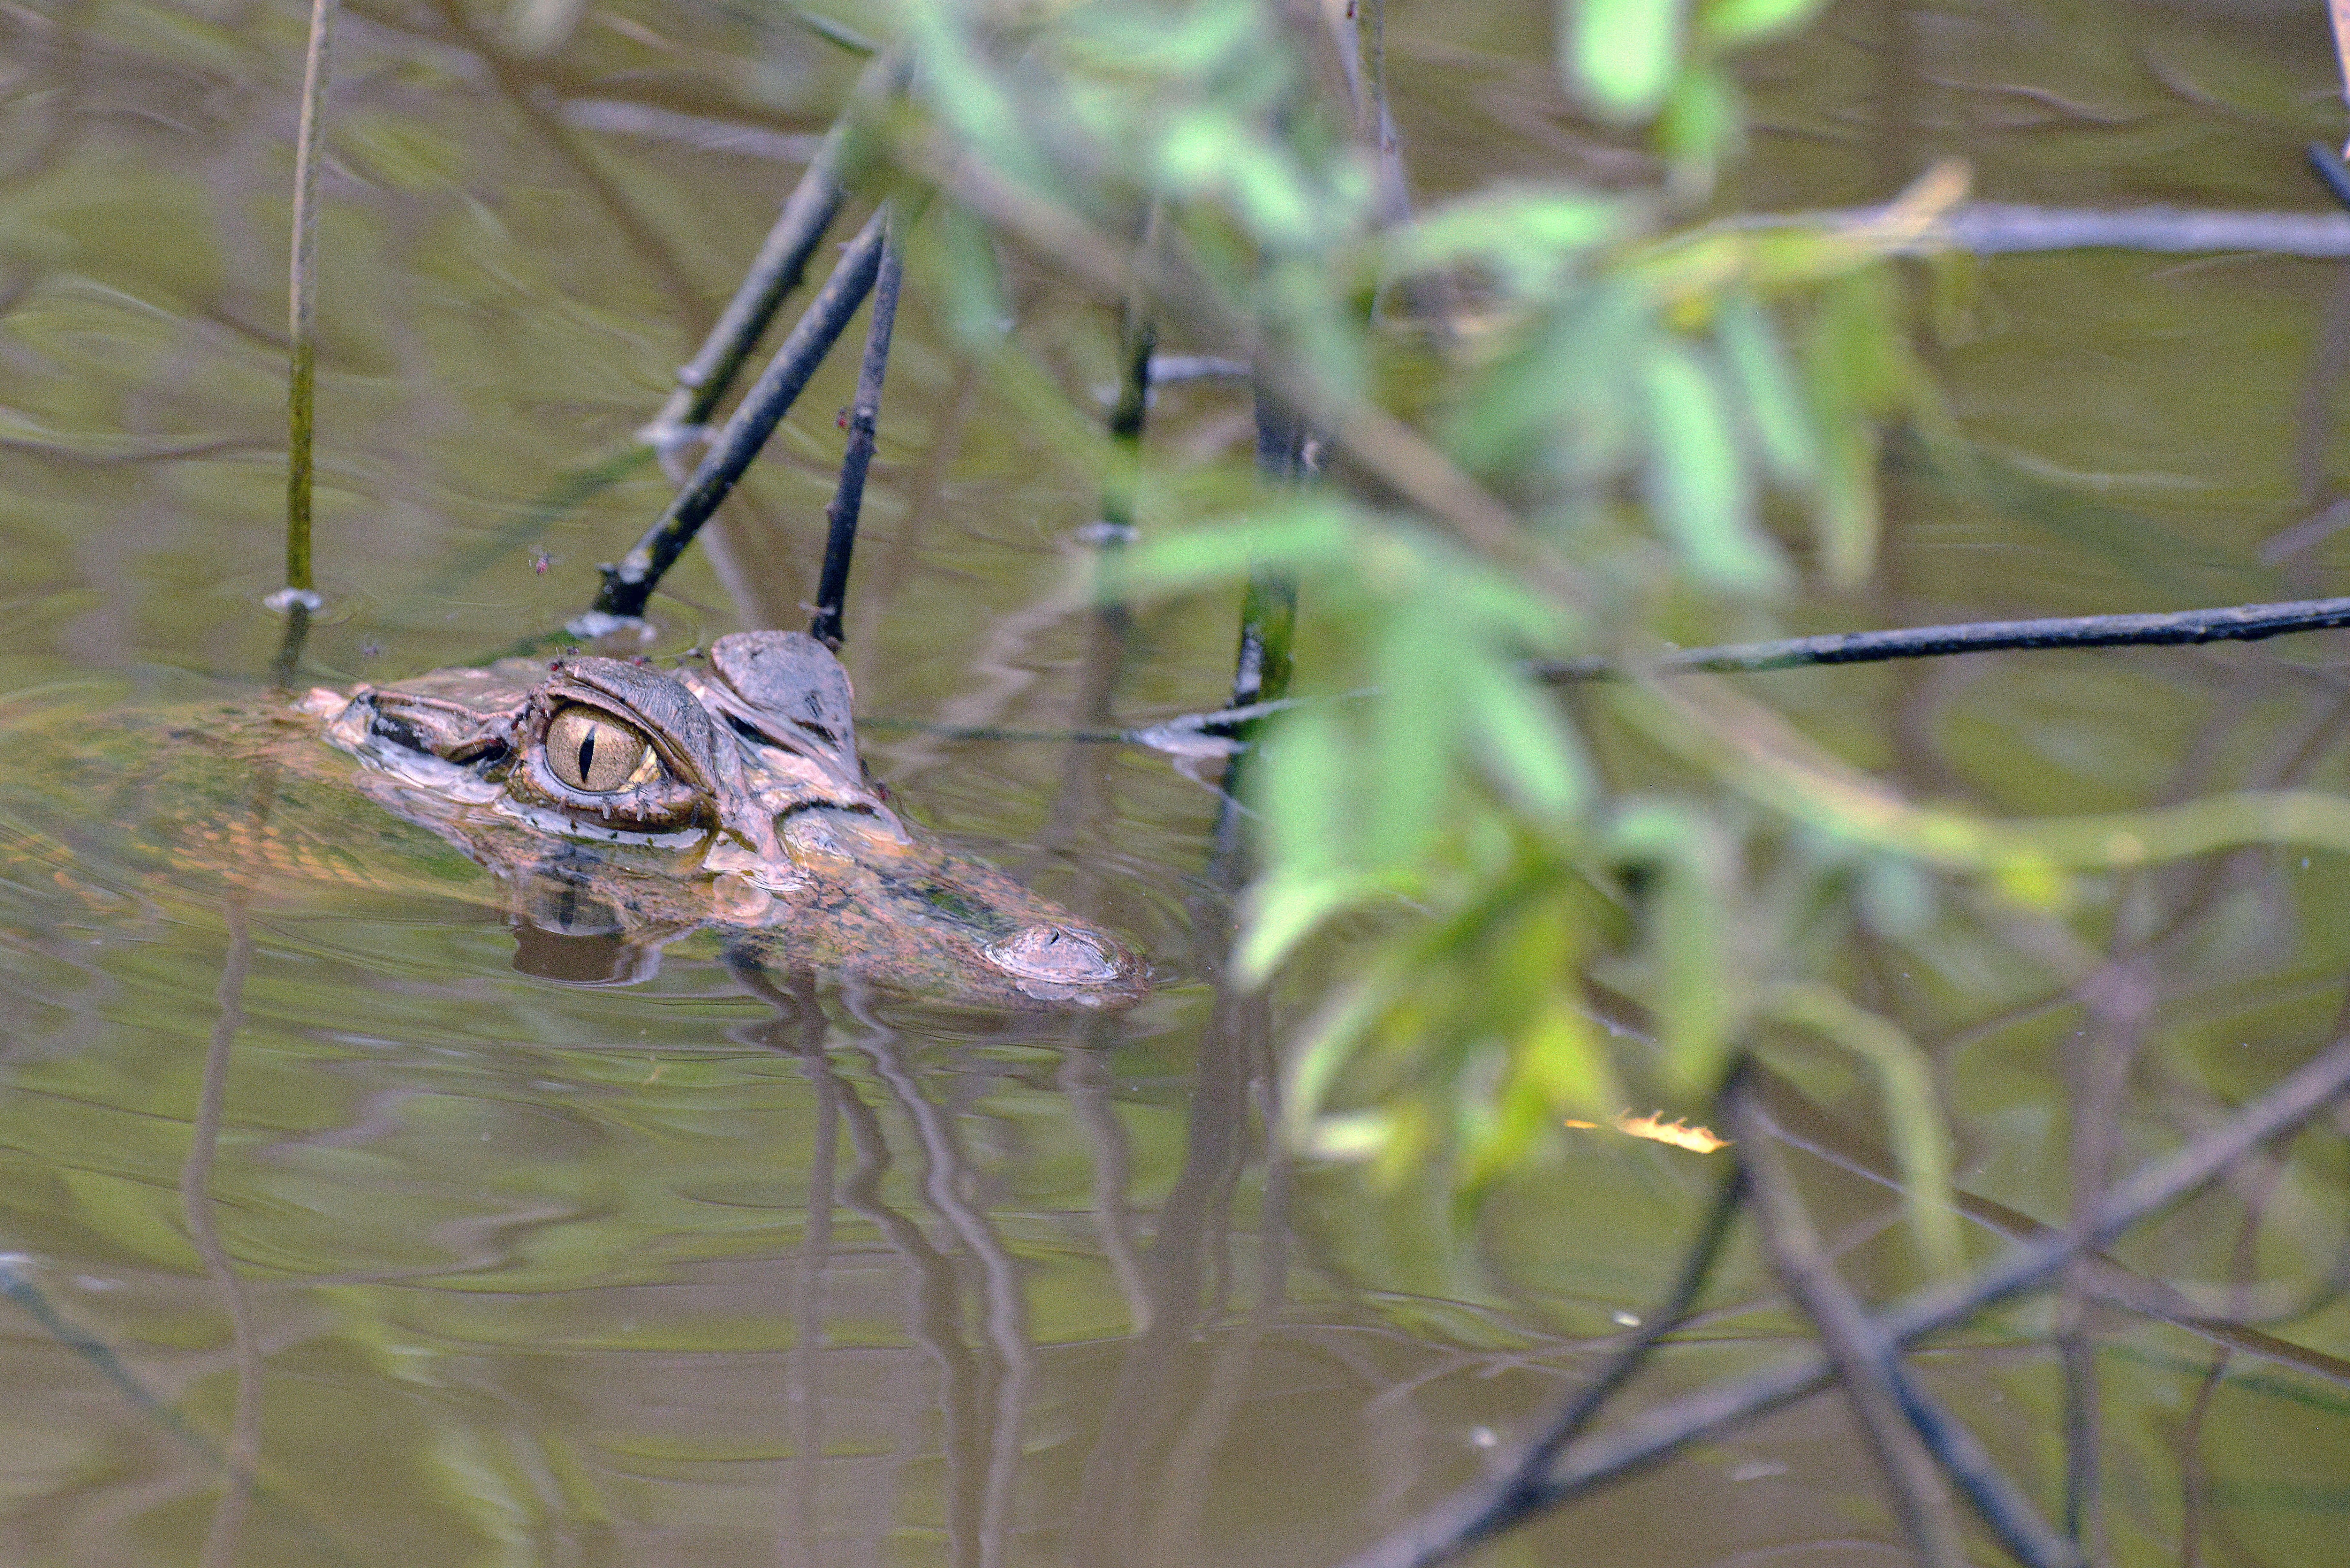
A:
270;0;338;686
809;217;902;649
1535;594;2350;682
637;55;910;470
578;211;887;633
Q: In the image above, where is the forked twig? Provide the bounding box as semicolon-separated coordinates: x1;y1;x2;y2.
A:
1727;1082;1970;1567
640;55;906;471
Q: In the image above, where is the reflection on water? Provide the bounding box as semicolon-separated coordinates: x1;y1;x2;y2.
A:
7;0;2350;1562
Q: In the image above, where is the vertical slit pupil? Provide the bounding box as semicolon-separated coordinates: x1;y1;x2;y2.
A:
577;730;596;782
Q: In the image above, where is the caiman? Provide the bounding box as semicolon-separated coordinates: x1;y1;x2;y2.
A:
2;632;1146;1010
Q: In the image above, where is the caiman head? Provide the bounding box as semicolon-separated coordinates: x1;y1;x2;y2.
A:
305;631;1146;1010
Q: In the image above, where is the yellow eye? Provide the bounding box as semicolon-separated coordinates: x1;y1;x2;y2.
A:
545;705;657;793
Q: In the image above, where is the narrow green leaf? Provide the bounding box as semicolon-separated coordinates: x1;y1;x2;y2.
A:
1697;0;1826;46
1103;509;1352;597
1238;870;1381;985
1281;970;1403;1143
1366;597;1460;863
1766;984;1964;1277
1563;0;1690;122
1654;63;1740;179
1638;342;1786;590
1716;291;1819;488
1459;656;1590;824
1812;420;1879;587
1261;705;1353;878
1608;802;1738;1092
1387;190;1621;295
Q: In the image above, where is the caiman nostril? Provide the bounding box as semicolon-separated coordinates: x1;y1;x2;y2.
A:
983;924;1124;985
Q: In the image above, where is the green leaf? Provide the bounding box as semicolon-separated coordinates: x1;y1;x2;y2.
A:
1459;656;1590;824
933;207;1008;346
1281;971;1404;1141
1638;341;1786;590
1367;597;1460;862
1717;293;1819;488
1654;64;1741;179
1102;509;1352;597
1697;0;1827;46
1766;984;1964;1277
1238;869;1388;984
1261;705;1354;878
1563;0;1690;122
1607;802;1739;1092
1387;189;1622;296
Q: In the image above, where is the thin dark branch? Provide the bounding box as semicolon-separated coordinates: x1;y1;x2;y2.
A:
809;217;903;649
1761;200;2350;258
579;212;887;632
1726;1084;1971;1568
1332;1162;1747;1568
1338;1028;2350;1566
639;57;906;463
1535;595;2350;683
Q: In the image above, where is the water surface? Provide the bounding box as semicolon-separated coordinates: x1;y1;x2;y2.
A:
4;0;2350;1563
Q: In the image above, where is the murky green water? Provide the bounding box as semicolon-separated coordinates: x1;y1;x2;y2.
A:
6;0;2350;1563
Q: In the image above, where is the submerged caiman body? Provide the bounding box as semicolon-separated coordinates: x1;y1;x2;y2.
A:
1;633;1146;1010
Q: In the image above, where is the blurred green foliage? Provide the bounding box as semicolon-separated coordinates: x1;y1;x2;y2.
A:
861;0;2350;1265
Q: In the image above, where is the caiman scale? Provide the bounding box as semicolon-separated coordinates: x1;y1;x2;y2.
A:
7;632;1145;1010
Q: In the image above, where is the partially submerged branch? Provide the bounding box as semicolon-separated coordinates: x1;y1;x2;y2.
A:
1728;1083;2075;1568
639;55;906;471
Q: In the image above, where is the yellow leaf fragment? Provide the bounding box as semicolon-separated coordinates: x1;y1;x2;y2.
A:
1565;1111;1732;1153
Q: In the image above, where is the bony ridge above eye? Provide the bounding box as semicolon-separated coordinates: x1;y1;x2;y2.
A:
545;704;662;793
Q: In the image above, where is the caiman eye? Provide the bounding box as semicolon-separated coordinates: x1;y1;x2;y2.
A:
545;705;659;793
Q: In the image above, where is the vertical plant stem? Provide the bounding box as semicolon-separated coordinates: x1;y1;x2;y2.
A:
272;0;337;685
1216;387;1307;768
809;218;902;649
